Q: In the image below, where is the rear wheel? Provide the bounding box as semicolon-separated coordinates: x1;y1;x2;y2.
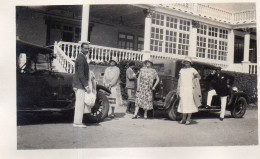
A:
231;97;247;118
168;99;182;121
84;91;110;123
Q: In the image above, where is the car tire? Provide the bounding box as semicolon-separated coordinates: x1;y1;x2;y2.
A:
168;98;182;121
231;97;247;118
84;91;110;123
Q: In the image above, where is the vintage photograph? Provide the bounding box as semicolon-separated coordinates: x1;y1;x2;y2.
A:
16;3;257;150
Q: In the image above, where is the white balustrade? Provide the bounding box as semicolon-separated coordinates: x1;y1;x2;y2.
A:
233;9;256;23
54;41;256;74
154;3;255;24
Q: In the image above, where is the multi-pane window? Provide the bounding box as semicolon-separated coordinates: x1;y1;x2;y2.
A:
218;41;227;61
197;24;207;35
178;33;189;55
196;36;206;58
196;22;228;61
208;39;218;59
166;16;178;29
150;12;191;54
152;13;164;26
137;36;144;51
219;29;228;39
150;27;163;52
208;26;218;37
165;30;177;54
179;20;190;31
118;33;134;50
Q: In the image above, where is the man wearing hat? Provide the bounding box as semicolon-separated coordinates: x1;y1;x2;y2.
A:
103;56;123;118
205;69;233;121
72;42;91;128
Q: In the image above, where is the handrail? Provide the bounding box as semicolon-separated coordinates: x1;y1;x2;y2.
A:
153;3;256;24
53;41;256;74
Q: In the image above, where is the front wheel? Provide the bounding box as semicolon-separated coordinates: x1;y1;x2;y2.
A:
84;91;110;123
231;97;247;118
168;98;182;121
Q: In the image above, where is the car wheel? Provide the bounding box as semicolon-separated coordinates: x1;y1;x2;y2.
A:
84;91;110;123
231;97;247;118
168;98;182;121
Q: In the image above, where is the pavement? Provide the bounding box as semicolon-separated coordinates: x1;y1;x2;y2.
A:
17;104;258;149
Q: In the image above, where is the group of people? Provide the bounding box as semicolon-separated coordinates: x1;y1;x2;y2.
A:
72;41;231;128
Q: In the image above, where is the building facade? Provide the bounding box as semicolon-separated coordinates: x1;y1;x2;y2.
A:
16;4;257;74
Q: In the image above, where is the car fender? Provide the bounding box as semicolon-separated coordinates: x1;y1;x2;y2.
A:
229;91;248;109
96;84;111;94
164;90;178;110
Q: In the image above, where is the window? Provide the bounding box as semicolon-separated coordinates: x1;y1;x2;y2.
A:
208;39;218;59
137;36;144;51
196;36;206;58
219;29;228;39
209;26;218;37
152;13;164;26
165;30;177;54
197;24;207;35
118;33;134;50
150;12;191;54
166;16;178;29
178;33;189;55
218;41;227;61
179;19;190;31
196;23;228;61
150;27;163;52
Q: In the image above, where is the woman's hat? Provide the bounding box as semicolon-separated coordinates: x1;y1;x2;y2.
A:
109;56;118;64
142;53;153;65
182;56;193;64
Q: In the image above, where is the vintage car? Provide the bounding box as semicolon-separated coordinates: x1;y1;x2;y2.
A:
146;58;247;120
16;40;111;123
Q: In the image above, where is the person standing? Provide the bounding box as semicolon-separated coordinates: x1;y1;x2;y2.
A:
132;54;159;119
103;57;122;118
125;61;137;113
72;42;91;128
206;69;232;121
177;56;201;125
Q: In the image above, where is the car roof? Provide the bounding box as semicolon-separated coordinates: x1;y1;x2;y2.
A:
16;40;53;56
153;58;220;70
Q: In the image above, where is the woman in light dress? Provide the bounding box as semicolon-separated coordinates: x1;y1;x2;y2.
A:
103;57;123;118
132;55;159;119
177;56;201;125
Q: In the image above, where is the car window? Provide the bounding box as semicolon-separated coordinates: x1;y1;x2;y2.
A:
28;53;52;72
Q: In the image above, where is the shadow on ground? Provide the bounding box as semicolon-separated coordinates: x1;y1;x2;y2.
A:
17;109;235;126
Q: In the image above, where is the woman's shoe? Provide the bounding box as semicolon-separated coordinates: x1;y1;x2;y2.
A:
179;120;186;124
132;115;137;119
219;117;224;121
144;115;147;119
185;120;191;125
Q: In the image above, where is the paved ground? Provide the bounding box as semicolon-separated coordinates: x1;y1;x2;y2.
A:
17;105;258;149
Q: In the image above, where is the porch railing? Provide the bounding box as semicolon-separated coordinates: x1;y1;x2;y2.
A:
53;41;256;74
155;3;256;24
229;63;257;74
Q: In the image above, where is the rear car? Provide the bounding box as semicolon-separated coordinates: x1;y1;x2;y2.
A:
16;40;110;123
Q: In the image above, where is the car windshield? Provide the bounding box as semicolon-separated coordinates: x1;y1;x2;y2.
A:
18;53;52;73
30;53;52;72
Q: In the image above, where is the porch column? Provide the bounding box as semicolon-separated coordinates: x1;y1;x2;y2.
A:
81;4;90;42
227;29;235;65
143;8;153;52
242;28;251;63
189;20;199;58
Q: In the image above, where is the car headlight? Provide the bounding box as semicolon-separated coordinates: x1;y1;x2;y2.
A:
232;87;238;92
